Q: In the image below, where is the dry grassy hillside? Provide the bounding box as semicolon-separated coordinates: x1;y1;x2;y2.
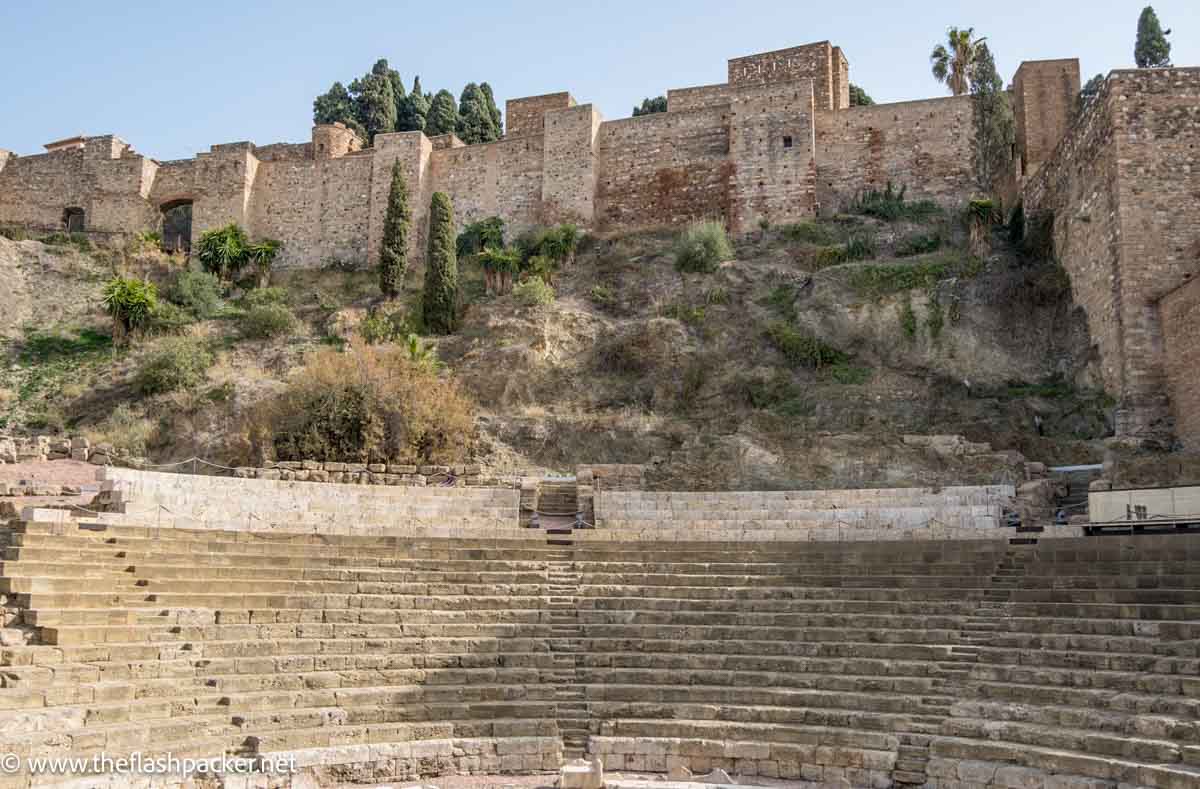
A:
0;205;1113;489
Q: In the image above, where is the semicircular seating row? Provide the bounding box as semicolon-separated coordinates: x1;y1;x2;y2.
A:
87;468;1021;542
0;472;1193;788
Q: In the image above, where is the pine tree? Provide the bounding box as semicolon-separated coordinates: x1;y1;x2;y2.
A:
423;193;458;334
480;83;504;137
379;160;410;298
350;63;397;144
632;96;668;116
397;76;430;132
849;84;875;106
312;81;367;140
426;90;460;137
968;43;1015;192
313;82;354;125
457;83;499;144
1135;6;1172;68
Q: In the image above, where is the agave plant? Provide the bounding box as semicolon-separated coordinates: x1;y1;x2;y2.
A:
405;333;442;372
245;238;282;288
541;224;580;266
101;277;158;343
195;224;248;281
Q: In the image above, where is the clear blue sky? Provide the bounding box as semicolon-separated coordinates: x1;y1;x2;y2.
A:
2;1;1196;160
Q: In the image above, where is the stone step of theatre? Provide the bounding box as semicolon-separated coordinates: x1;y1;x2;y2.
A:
538;480;580;517
0;470;1196;787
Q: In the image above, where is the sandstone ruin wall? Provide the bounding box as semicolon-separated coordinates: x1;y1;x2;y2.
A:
813;95;973;213
0;41;979;264
1023;68;1200;447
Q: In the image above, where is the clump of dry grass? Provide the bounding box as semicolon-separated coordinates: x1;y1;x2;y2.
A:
246;340;475;464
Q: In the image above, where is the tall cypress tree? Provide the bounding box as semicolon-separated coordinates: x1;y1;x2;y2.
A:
457;83;499;144
397;76;430;132
480;83;504;137
423;192;458;334
379;160;410;298
386;66;406;124
425;90;460;137
1135;6;1172;68
968;43;1015;192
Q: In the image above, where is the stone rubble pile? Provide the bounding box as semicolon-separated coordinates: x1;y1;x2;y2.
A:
0;482;82;497
235;461;487;487
0;435;112;465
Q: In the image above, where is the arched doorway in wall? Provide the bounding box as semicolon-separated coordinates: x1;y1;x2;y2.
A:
160;199;193;254
62;207;86;233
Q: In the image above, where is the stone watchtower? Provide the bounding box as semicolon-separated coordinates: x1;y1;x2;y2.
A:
312;123;363;160
1011;59;1081;177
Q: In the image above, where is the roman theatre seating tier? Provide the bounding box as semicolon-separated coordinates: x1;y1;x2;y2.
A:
93;467;521;533
575;537;1200;789
0;522;565;784
593;487;1015;541
0;471;1196;788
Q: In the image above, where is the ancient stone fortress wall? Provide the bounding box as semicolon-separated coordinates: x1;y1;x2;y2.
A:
1162;277;1200;450
1022;67;1200;448
595;105;734;230
813;95;974;213
0;468;1194;788
0;39;995;267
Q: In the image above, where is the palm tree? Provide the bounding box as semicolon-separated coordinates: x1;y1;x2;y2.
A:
930;27;986;96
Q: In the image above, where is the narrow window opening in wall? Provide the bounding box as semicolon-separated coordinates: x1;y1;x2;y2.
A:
783;136;794;149
318;143;325;152
62;207;85;233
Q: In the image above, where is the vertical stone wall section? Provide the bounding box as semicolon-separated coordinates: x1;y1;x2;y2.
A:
1012;59;1081;177
813;96;973;213
1162;278;1200;450
595;107;731;230
728;80;817;232
369;132;432;268
832;47;850;111
507;93;576;139
728;42;836;110
542;104;602;225
1023;68;1200;444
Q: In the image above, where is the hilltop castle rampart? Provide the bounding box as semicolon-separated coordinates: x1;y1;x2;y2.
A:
2;41;1198;450
0;41;990;269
